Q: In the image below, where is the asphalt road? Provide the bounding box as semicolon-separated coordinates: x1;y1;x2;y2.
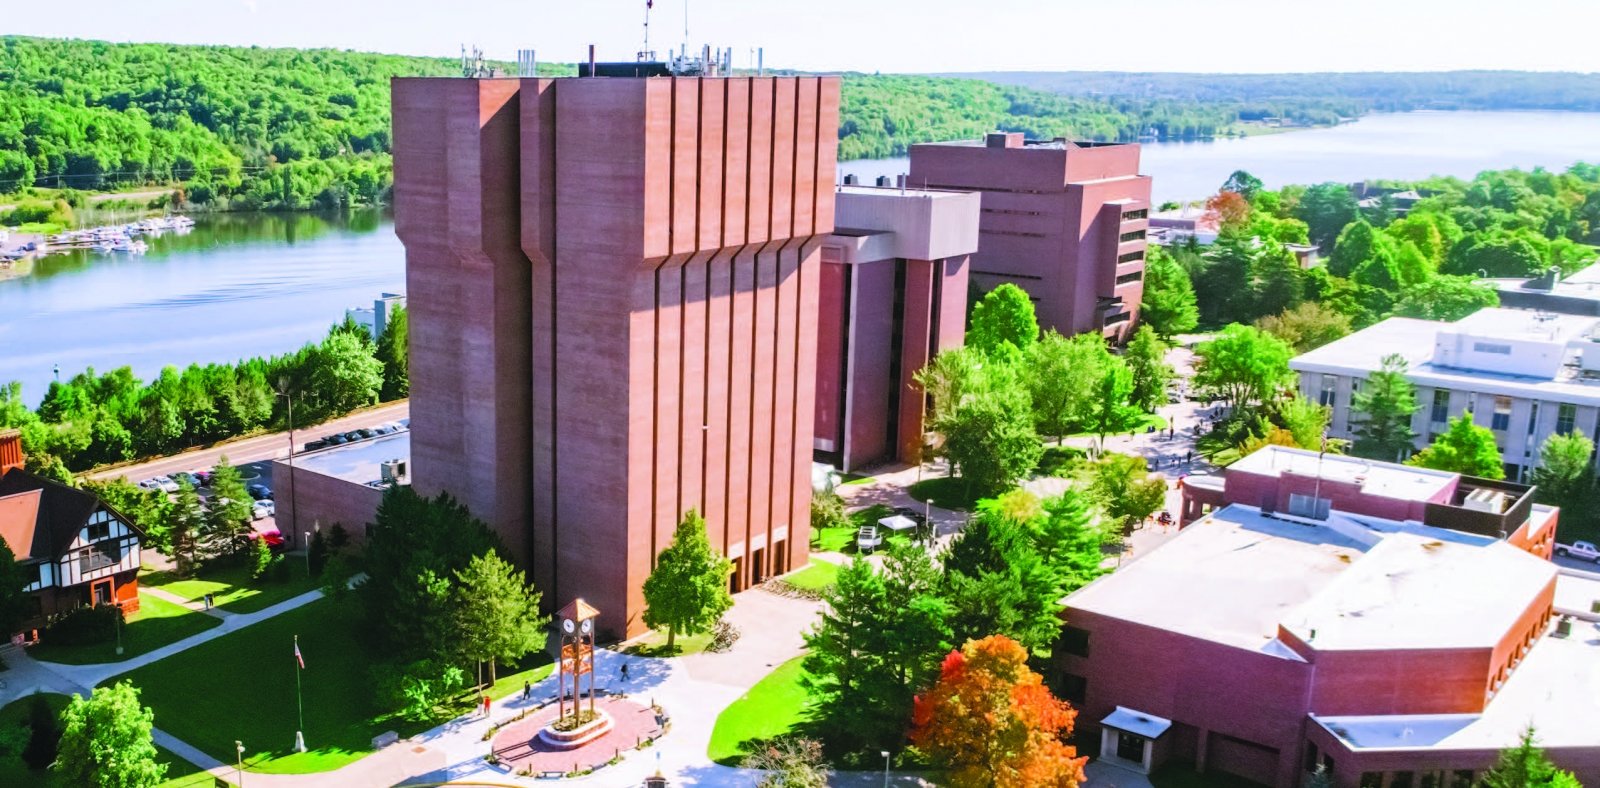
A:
89;400;410;484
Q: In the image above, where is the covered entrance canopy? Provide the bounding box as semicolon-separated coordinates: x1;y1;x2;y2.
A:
877;514;919;532
1101;706;1173;775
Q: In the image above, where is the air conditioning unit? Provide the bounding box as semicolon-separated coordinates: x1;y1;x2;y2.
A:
380;459;408;484
1463;487;1508;514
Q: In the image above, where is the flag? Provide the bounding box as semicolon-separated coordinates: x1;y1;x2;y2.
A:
294;637;305;670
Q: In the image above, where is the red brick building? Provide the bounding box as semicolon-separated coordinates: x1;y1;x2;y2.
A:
908;132;1150;340
1060;446;1597;787
814;184;980;471
392;72;839;638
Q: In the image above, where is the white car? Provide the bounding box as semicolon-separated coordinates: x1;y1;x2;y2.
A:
1555;540;1600;563
252;500;275;520
150;476;179;493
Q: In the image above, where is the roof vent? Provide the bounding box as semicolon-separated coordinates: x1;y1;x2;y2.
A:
842;174;858;186
875;175;891;187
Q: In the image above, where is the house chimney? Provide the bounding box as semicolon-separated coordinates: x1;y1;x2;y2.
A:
0;429;21;476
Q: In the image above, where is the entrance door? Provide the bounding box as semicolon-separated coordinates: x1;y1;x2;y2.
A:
91;579;113;607
729;557;744;593
1118;732;1147;763
751;548;766;585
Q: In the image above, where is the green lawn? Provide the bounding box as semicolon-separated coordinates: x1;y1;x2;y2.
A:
907;476;984;511
110;597;431;775
1068;412;1169;439
811;504;915;554
0;693;226;787
30;592;223;665
624;627;716;658
145;559;318;614
707;656;811;765
780;559;839;592
1034;445;1091;479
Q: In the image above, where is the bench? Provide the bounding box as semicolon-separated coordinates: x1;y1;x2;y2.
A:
371;730;400;749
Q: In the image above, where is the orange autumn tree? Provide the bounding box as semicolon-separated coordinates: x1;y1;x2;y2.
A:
1205;189;1252;232
910;634;1086;788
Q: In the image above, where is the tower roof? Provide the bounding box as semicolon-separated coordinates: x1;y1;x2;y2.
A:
556;597;600;622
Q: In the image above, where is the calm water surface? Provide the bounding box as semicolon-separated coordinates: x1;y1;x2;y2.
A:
4;111;1599;405
0;210;404;404
838;110;1600;204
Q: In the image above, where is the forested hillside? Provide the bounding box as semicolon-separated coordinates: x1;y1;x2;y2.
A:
954;71;1600;114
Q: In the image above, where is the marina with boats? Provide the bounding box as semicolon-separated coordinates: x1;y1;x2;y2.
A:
0;215;195;269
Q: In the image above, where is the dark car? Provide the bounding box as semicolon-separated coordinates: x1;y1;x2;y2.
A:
329;434;349;445
247;483;273;501
194;470;213;486
305;439;328;452
344;431;365;442
357;428;377;439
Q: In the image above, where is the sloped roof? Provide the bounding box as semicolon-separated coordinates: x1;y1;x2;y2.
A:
0;468;140;562
0;488;41;560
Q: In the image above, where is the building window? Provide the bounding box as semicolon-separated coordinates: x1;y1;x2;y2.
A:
1360;773;1383;788
1419;771;1446;788
1432;389;1450;423
1557;403;1576;435
1115;271;1143;286
1118;251;1144;264
1528;401;1540;437
79;540;122;574
1104;311;1132;327
1492;396;1512;431
1391;772;1415;788
1450;771;1475;788
1474;342;1512;355
24;563;40;587
1119;229;1146;243
86;522;110;542
1122;208;1148;221
1320;375;1338;407
1060;626;1091;657
1059;672;1087;704
1303;742;1320;773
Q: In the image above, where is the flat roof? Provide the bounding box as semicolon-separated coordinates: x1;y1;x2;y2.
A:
1451;307;1596;343
1067;502;1553;654
1067;505;1368;654
292;432;409;486
1228;446;1457;503
1281;534;1554;650
1315;610;1600;750
1292;315;1600;407
835;184;972;200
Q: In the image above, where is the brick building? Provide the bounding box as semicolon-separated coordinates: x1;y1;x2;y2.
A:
392;71;840;638
908;132;1151;340
1057;446;1599;787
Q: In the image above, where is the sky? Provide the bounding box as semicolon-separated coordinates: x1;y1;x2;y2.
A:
6;0;1599;75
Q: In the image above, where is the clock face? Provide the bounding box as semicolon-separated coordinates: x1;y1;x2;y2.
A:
580;619;593;634
562;618;576;634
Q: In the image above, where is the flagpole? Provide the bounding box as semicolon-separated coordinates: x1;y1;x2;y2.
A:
294;635;306;753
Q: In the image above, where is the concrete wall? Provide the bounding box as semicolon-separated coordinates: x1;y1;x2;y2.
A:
394;75;839;639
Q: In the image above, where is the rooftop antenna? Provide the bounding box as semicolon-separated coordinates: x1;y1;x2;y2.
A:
640;0;654;61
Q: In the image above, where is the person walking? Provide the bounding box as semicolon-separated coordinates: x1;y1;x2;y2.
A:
522;681;531;701
481;694;491;718
620;661;630;683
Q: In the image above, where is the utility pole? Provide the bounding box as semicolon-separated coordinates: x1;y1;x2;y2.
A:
235;741;245;787
276;378;298;549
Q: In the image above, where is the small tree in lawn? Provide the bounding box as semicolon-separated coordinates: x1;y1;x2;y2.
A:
249;533;274;581
449;551;548;684
21;692;61;770
1350;353;1419;463
1125;325;1172;415
1089;453;1168;535
1408;414;1505;480
168;477;204;574
1192;324;1293;412
642;509;733;650
1479;725;1581;788
968;284;1039;356
1089;360;1140;451
53;681;166;788
1531;430;1595;524
911;635;1086;788
203;456;253;556
802;557;888;751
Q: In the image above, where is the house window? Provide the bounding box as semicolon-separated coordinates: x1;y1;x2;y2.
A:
79;540;122;574
1474;342;1512;355
1104;311;1131;327
1119;229;1146;243
86;522;110;542
1320;375;1338;407
1492;396;1512;431
1060;627;1091;657
1557;403;1575;436
1528;401;1540;437
1432;389;1450;423
24;563;40;587
1303;742;1320;773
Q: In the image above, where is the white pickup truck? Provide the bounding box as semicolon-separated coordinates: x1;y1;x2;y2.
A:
1554;540;1600;563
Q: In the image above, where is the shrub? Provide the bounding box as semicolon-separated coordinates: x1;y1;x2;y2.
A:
40;605;121;647
21;693;60;769
708;619;741;654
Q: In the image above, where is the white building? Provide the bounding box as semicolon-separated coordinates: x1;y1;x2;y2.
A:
1291;308;1600;481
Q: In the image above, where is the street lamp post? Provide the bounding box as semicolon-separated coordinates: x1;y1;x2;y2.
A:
275;379;298;549
114;608;123;656
924;498;934;545
235;741;245;787
881;750;891;787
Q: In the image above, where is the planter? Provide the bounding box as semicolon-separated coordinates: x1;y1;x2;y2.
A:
536;710;615;750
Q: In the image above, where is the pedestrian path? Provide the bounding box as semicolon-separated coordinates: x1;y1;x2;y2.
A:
34;587;326;688
141;585;236;620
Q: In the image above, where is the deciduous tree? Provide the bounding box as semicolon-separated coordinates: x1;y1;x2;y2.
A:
1254;301;1353;353
1394;275;1499;321
1124;326;1172;414
1192;324;1293;411
910;635;1086;788
1531;431;1595;530
53;682;166;788
940;364;1042;498
1408;414;1504;479
1221;170;1264;202
1089;453;1168;534
313;330;384;414
642;509;733;650
449;552;548;684
968;284;1039;356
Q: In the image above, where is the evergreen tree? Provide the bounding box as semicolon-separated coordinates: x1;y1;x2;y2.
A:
1349;355;1420;462
1479;726;1581;788
642;509;733;650
1124;326;1172;414
202;457;253;557
21;692;61;770
449;551;549;684
967;284;1040;356
376;305;409;400
802;558;888;751
249;533;274;580
1032;489;1111;595
167;477;204;574
53;682;166;788
1409;415;1505;479
1139;247;1200;338
942;513;1064;653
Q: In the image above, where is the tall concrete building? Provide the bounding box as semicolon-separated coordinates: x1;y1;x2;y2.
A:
814;184;980;472
909;132;1151;340
392;72;840;638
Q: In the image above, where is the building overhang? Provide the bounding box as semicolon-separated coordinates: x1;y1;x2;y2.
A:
1101;706;1173;740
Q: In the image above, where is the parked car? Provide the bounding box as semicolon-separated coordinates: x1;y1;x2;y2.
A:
384;421;406;432
343;431;364;442
328;433;349;446
372;425;394;436
247;483;273;501
172;472;200;489
305;439;328;452
251;501;271;521
137;479;160;491
1555;540;1600;563
399;418;410;429
248;529;286;551
151;475;179;493
195;470;212;486
357;428;377;439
